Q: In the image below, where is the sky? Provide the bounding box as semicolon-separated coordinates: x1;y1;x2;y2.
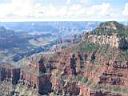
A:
0;0;128;21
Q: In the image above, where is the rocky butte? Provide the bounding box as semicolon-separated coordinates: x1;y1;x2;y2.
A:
0;21;128;96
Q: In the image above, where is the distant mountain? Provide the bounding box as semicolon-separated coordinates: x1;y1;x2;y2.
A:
0;21;100;62
0;26;29;50
0;22;99;35
0;26;56;62
0;22;59;33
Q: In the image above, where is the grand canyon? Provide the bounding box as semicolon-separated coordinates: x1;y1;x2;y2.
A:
0;21;128;96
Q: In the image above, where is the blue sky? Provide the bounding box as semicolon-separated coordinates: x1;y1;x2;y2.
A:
0;0;127;21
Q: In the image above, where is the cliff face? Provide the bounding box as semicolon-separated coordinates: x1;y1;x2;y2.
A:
48;43;128;96
0;21;128;96
87;33;120;48
87;21;128;50
47;21;128;96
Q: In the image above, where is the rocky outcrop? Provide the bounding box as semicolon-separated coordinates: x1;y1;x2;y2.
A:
87;33;120;48
0;63;20;84
63;81;80;96
38;75;52;95
88;21;128;50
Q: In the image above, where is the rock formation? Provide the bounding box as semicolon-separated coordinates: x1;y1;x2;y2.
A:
0;21;128;96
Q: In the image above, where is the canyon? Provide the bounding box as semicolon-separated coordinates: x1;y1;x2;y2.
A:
0;21;128;96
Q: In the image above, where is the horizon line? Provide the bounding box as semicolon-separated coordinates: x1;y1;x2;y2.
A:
0;18;127;22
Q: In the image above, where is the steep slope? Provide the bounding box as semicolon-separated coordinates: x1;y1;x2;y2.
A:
17;21;128;96
0;21;128;96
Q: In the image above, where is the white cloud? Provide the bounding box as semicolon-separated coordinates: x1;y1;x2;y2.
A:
41;3;113;20
123;3;128;18
0;0;34;18
66;0;71;5
79;0;89;5
86;3;112;18
0;0;126;21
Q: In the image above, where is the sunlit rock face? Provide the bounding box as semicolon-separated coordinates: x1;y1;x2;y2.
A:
87;33;120;48
88;21;128;50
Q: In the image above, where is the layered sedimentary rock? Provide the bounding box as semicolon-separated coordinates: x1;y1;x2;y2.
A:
0;21;128;96
0;63;20;85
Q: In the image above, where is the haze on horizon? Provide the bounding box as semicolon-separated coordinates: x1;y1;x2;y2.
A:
0;0;128;21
